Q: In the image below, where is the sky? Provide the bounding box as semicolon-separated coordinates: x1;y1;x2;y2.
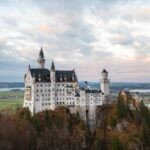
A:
0;0;150;82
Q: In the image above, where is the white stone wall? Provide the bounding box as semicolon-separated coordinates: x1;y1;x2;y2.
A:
23;71;34;115
24;70;108;120
101;79;110;95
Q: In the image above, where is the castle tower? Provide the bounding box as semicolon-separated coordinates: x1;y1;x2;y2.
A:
100;69;110;95
50;60;56;110
37;47;45;68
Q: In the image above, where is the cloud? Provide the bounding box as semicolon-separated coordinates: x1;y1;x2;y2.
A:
0;0;150;82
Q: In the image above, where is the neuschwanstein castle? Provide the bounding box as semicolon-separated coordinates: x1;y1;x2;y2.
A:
23;47;110;125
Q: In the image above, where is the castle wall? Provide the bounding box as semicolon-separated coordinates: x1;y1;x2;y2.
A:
23;50;110;120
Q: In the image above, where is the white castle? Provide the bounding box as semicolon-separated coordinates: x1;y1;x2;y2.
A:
23;48;110;125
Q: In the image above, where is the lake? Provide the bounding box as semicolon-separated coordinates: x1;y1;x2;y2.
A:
0;87;25;91
130;89;150;93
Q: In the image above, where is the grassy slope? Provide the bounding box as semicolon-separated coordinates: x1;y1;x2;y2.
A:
0;90;23;111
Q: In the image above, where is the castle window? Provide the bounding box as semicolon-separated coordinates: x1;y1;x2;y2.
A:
41;84;42;87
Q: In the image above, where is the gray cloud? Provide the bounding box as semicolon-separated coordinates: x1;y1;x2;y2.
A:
0;0;150;82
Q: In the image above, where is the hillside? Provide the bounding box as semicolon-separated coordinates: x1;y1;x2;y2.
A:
0;96;150;150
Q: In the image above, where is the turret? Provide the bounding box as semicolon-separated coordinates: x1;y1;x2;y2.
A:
100;69;110;95
50;60;55;82
37;47;45;68
51;60;55;71
50;60;56;110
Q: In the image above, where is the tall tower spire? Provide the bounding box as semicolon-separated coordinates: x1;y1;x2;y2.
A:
51;59;55;71
50;59;56;110
37;46;45;68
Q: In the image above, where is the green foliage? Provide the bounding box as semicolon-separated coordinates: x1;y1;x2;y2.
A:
139;101;150;127
0;97;150;150
93;139;109;150
16;107;31;120
45;110;52;128
140;124;150;148
109;116;117;128
116;94;127;120
0;99;23;111
54;115;63;128
32;115;42;134
0;90;23;111
111;136;124;150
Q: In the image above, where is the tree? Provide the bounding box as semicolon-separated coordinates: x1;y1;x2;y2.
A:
111;136;124;150
116;95;127;120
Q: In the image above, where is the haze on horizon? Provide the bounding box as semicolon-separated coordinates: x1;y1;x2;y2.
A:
0;0;150;83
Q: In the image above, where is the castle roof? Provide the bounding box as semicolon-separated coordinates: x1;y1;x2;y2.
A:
102;69;108;73
39;47;44;58
85;89;101;94
30;68;50;82
29;68;77;83
51;60;55;70
55;70;77;82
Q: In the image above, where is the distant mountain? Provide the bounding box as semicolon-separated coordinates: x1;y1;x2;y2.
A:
0;82;24;88
0;82;150;91
79;81;150;91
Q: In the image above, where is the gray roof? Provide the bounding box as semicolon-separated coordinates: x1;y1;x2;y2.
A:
75;92;80;97
28;69;77;83
85;89;101;94
102;69;108;73
39;48;44;58
51;60;55;70
55;70;77;82
30;68;50;82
